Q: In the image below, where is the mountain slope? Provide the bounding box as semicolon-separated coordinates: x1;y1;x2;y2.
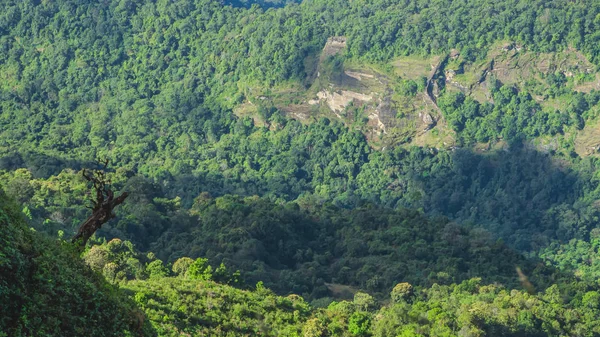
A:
0;189;155;337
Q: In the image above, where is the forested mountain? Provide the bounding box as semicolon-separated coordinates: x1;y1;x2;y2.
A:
3;0;600;335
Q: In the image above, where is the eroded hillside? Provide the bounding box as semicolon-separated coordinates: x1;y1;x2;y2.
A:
235;38;600;154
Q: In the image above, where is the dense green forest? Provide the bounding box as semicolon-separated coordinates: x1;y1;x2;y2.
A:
4;0;600;335
5;189;600;336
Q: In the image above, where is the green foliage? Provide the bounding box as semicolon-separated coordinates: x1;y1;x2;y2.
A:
390;283;413;304
83;238;153;282
319;55;346;85
123;277;312;336
188;258;213;281
539;229;600;284
0;0;599;193
6;129;600;298
7;120;598;256
146;260;170;280
348;312;371;336
171;257;194;277
369;278;600;337
155;193;562;298
0;189;155;336
353;293;375;312
439;84;600;145
2;0;600;335
397;79;419;97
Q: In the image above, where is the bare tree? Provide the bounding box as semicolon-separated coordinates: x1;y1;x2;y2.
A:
72;160;128;247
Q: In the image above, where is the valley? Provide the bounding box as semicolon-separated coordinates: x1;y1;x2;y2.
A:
2;0;600;335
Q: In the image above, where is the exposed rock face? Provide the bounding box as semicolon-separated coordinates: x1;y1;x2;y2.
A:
375;94;396;127
368;112;387;133
312;37;397;135
420;112;434;125
321;36;347;60
425;54;448;109
345;71;375;81
312;90;373;113
365;94;396;134
450;49;460;59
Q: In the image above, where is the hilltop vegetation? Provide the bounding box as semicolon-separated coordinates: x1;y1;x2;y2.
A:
123;275;600;337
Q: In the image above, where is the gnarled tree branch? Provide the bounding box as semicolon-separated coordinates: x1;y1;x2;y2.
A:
72;161;128;248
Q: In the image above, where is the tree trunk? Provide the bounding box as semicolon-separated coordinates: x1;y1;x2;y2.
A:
71;192;128;247
72;165;128;248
